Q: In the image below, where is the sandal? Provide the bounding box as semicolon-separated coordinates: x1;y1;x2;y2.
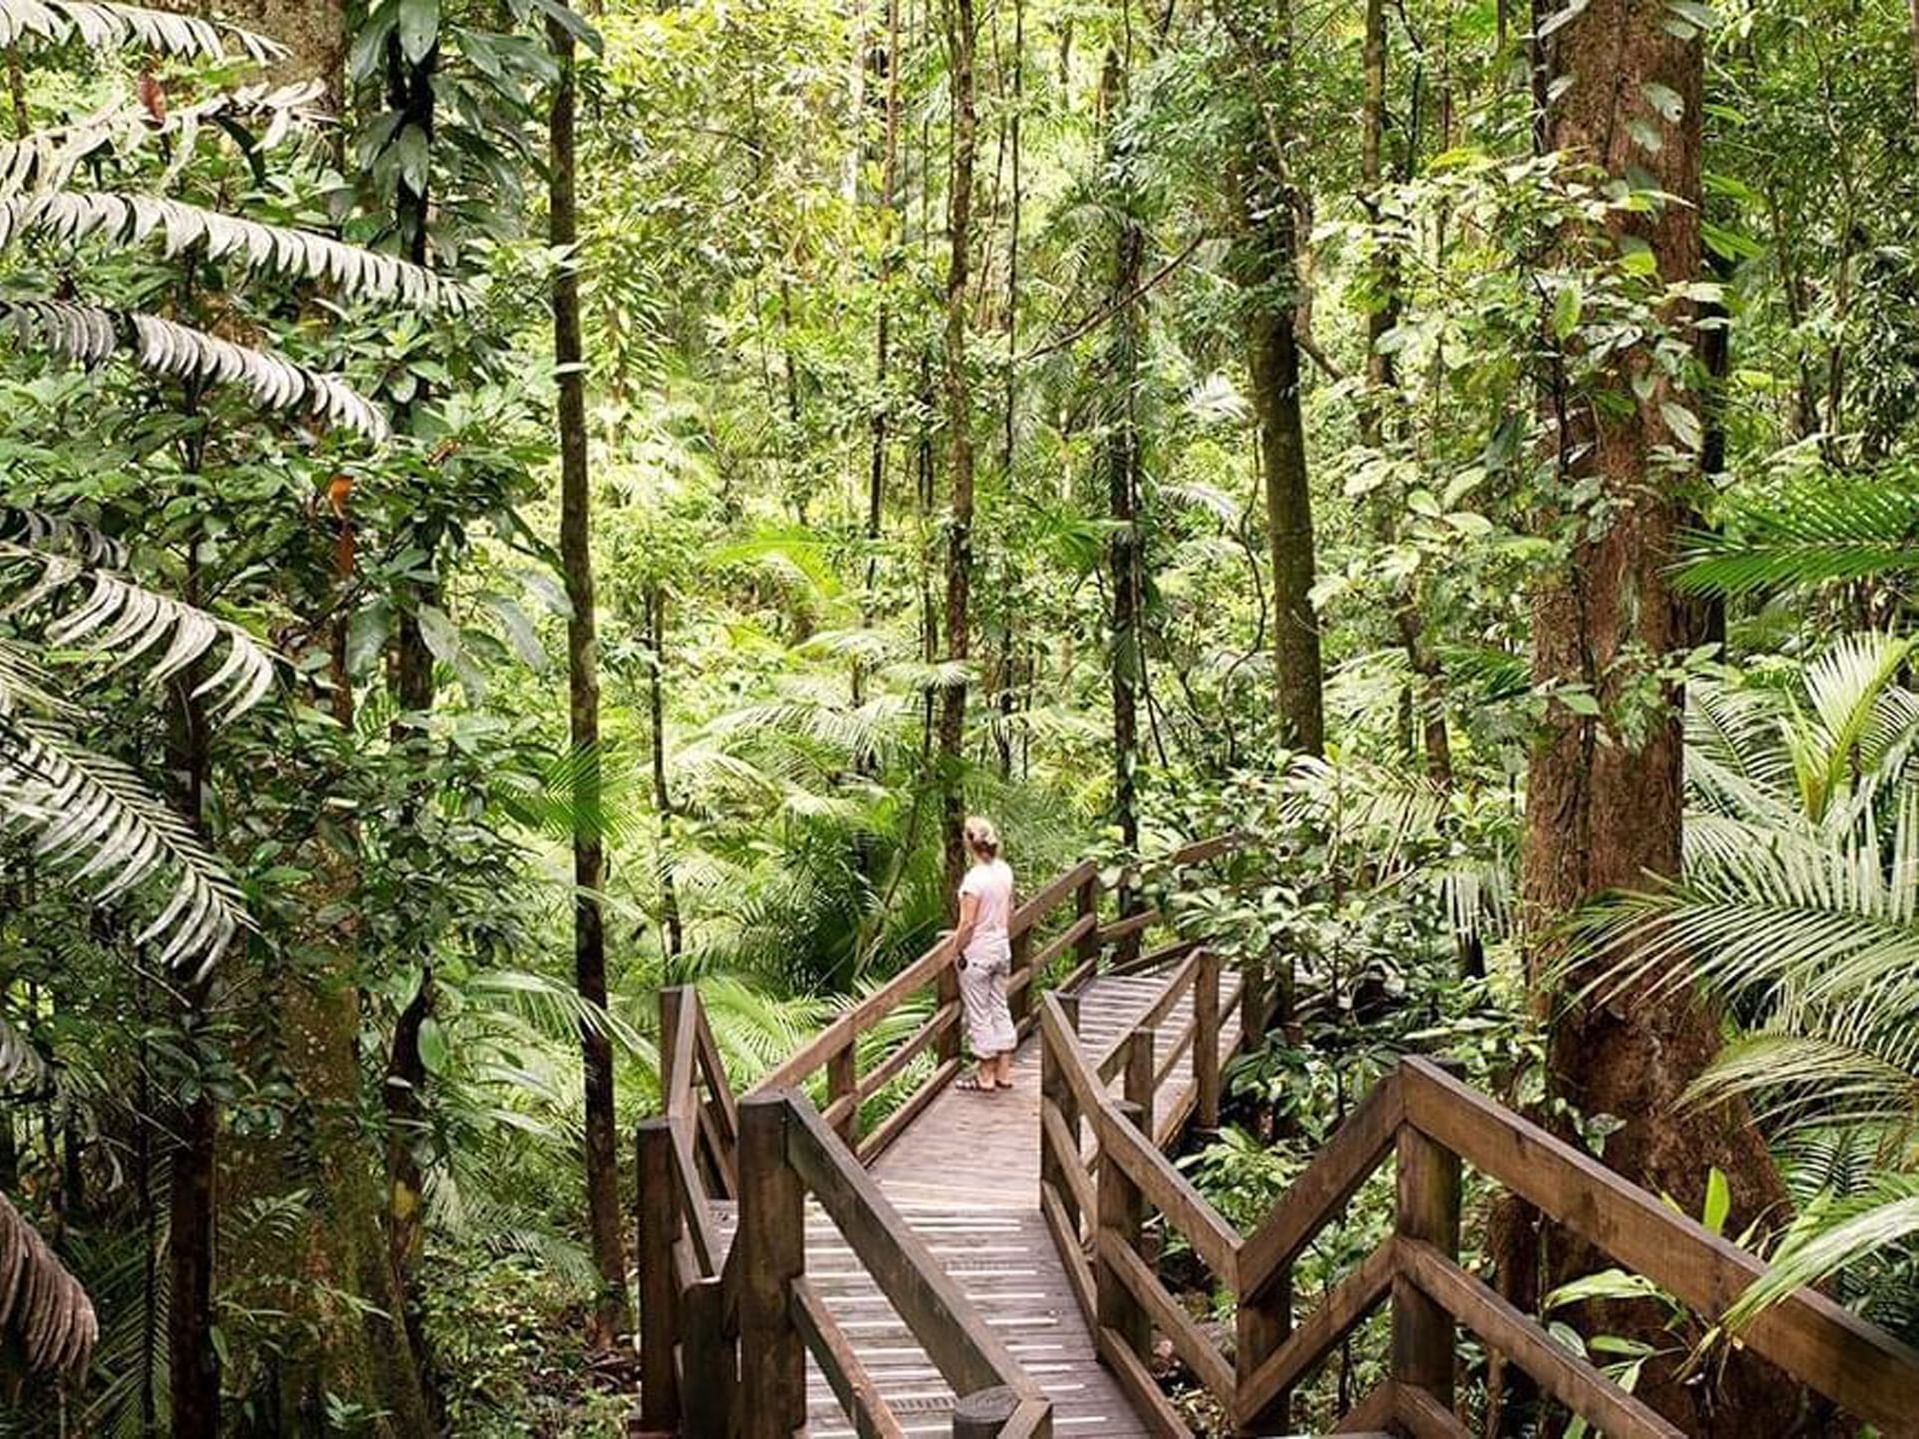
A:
955;1075;998;1094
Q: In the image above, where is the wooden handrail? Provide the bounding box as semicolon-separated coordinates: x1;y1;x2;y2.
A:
1400;1058;1919;1436
1033;969;1919;1439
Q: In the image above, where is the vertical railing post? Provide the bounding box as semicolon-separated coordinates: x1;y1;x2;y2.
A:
1122;1028;1155;1149
1040;1004;1080;1235
1095;1098;1150;1361
952;1385;1018;1437
659;986;687;1104
937;935;962;1063
1194;948;1221;1132
1393;1121;1461;1411
737;1094;807;1439
1115;863;1143;968
1009;924;1033;1028
635;1118;680;1430
681;1276;734;1437
1236;1270;1292;1431
1242;951;1271;1047
1074;870;1102;974
828;1041;858;1145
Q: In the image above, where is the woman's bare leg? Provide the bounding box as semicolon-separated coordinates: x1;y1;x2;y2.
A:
993;1050;1015;1087
975;1058;998;1090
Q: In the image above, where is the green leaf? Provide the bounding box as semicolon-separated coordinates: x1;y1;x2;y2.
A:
417;604;461;665
398;0;440;64
1665;0;1720;30
1703;1166;1731;1236
1641;82;1685;122
345;602;390;679
418;1016;449;1075
1660;400;1703;452
1545;1268;1666;1308
1553;282;1583;340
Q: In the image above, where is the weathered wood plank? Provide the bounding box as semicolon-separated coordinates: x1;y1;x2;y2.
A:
858;1057;963;1165
784;1093;1042;1404
1011;860;1100;937
1401;1058;1919;1436
1096;1100;1241;1280
792;1278;906;1439
1398;1239;1681;1439
1233;1237;1395;1430
1236;1071;1404;1298
1393;1124;1460;1410
1040;1097;1095;1225
1040;1180;1096;1329
1097;1230;1236;1405
737;1095;807;1439
1393;1380;1472;1439
1095;1324;1189;1439
753;940;951;1094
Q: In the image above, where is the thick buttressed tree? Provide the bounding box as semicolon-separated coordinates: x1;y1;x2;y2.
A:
549;0;631;1349
1521;0;1800;1426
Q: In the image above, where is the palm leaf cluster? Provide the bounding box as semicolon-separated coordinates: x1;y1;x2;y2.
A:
1578;633;1919;1324
0;0;280;61
1678;468;1919;599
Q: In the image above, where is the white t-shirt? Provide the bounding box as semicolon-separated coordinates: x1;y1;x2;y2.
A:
959;858;1015;963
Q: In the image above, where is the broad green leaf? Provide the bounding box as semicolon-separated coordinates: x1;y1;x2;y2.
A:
398;0;439;63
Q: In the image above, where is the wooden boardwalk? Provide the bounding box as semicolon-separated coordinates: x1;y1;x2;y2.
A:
708;964;1239;1437
641;843;1919;1438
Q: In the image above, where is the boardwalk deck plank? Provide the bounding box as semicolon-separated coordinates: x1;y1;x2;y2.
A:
703;962;1239;1437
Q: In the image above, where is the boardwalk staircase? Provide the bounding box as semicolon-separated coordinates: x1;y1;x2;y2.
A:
631;839;1919;1438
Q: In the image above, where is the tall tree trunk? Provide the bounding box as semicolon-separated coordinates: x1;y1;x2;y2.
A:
1523;0;1799;1427
1099;46;1144;932
1233;160;1323;753
938;0;979;908
550;1;630;1348
646;583;684;959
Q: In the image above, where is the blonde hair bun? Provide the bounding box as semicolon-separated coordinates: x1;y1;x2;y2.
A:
963;816;1001;857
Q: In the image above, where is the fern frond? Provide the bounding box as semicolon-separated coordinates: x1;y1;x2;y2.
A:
1;713;246;971
1;541;276;719
0;0;282;61
1726;1179;1919;1329
0;194;461;311
0;1188;96;1375
1;300;388;439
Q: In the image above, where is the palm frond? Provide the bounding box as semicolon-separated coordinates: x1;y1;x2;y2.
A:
1;541;275;719
0;505;125;566
0;81;326;197
0;300;389;440
2;713;247;970
1677;478;1919;597
1727;1179;1919;1328
0;194;462;311
0;1188;96;1375
0;0;281;61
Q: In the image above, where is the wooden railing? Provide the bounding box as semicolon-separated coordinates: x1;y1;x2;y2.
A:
637;984;1053;1437
1037;991;1919;1436
745;834;1253;1162
634;835;1258;1437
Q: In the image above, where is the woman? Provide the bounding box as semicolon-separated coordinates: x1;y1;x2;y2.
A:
952;816;1017;1093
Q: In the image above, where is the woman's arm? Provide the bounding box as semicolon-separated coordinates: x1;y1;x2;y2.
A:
952;891;981;955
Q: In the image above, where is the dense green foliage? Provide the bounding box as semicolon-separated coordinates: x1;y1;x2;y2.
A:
3;0;1919;1432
